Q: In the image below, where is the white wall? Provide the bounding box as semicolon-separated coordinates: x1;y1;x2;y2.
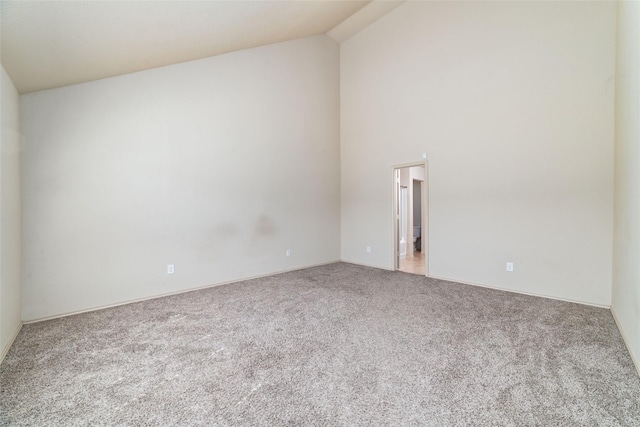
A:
1;65;22;358
20;35;341;321
341;1;616;306
612;0;640;374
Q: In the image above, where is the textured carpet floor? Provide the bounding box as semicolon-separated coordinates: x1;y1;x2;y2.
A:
1;262;639;426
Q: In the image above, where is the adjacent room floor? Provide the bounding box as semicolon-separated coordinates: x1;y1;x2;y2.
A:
399;250;425;276
1;263;639;426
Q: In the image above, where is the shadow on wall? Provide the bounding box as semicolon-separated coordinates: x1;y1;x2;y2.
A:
196;214;279;259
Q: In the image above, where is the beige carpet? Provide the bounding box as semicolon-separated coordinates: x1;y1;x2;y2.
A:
1;262;639;425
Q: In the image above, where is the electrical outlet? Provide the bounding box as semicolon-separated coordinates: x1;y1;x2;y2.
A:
167;264;175;274
506;262;514;272
366;246;371;253
286;249;291;257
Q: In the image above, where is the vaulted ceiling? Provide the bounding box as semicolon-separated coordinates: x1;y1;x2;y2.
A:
0;0;403;94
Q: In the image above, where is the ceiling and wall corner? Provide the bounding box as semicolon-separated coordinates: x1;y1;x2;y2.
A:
0;0;396;94
327;0;404;43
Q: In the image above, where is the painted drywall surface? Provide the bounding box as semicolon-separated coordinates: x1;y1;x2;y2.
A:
1;65;22;354
20;35;341;321
612;0;640;372
341;1;615;305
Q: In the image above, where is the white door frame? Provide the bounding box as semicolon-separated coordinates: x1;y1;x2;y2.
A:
393;161;429;276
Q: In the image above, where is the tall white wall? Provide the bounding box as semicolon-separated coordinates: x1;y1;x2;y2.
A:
612;0;640;373
1;65;22;358
20;35;341;321
341;1;616;305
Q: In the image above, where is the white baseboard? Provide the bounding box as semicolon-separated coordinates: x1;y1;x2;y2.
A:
343;260;610;309
426;274;611;309
24;260;341;325
1;322;23;365
340;259;394;271
611;307;640;377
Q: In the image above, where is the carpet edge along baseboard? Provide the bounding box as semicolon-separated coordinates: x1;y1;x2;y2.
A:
22;260;341;325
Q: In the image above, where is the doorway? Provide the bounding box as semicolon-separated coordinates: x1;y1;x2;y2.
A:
394;163;428;276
